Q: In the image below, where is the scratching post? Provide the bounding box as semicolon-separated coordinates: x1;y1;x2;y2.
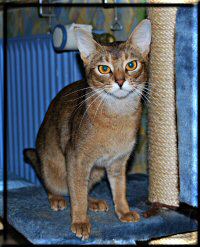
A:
147;1;179;207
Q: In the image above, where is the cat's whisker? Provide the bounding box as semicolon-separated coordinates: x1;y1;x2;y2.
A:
142;91;158;103
92;93;106;123
143;85;162;97
141;93;151;104
142;88;160;106
64;89;97;102
71;91;98;113
62;86;92;98
78;95;102;129
142;88;154;98
134;85;160;107
134;87;151;106
100;94;106;116
78;90;105;130
143;86;161;98
142;92;160;108
142;88;151;94
72;88;105;118
72;89;104;116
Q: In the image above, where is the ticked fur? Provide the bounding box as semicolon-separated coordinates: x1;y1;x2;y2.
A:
24;19;151;240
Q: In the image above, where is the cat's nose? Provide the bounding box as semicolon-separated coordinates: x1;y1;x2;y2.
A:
116;79;125;89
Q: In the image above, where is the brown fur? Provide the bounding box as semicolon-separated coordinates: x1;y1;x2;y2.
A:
24;19;151;240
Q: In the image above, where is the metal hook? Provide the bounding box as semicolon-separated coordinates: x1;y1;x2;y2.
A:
110;1;123;31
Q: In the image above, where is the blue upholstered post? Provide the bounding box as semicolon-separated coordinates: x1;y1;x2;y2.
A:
176;6;198;207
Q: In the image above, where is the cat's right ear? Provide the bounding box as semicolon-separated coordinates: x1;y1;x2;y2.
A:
127;19;151;59
75;29;100;65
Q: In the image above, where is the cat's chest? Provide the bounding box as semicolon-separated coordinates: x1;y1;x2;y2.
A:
94;153;124;168
93;128;136;167
106;129;135;149
99;119;136;147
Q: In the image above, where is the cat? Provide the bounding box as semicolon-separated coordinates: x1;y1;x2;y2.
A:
24;19;151;240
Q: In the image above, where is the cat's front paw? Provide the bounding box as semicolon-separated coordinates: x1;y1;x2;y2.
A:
48;195;67;211
71;221;91;240
88;198;109;212
119;211;140;223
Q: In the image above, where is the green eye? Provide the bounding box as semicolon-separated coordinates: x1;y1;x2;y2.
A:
126;60;137;71
98;65;111;74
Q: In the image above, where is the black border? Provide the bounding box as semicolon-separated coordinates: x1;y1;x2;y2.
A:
2;3;7;242
0;220;31;245
0;1;196;8
1;0;199;245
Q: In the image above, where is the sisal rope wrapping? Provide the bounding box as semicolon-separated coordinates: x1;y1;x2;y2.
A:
147;1;179;207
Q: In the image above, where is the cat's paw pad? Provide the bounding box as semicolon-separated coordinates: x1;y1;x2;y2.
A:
119;211;140;223
71;222;91;240
49;196;67;211
89;199;109;212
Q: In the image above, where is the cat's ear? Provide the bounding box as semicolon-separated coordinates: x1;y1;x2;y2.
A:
127;19;151;57
75;28;100;64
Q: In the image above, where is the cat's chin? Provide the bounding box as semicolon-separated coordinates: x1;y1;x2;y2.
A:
104;89;132;99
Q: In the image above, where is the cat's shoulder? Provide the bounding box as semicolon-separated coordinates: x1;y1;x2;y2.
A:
51;79;87;103
59;79;87;96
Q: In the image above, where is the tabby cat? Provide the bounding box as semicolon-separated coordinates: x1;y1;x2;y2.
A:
24;19;151;240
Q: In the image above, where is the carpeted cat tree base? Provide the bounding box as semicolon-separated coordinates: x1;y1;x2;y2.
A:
0;172;197;244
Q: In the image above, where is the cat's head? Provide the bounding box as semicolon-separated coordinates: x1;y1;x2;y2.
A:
75;19;151;100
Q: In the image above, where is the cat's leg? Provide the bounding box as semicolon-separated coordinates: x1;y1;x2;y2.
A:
24;147;68;211
40;151;68;211
106;156;140;223
88;167;108;212
67;155;92;240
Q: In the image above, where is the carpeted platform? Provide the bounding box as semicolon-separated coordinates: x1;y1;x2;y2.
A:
0;174;197;244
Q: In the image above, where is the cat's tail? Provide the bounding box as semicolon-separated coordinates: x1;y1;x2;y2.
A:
23;148;41;178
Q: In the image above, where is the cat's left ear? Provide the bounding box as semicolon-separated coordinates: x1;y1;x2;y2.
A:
127;19;151;57
75;28;101;65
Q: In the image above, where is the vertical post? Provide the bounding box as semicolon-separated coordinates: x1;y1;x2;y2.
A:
147;0;179;207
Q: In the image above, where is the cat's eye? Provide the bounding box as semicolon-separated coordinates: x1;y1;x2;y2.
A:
98;65;111;74
126;60;138;71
